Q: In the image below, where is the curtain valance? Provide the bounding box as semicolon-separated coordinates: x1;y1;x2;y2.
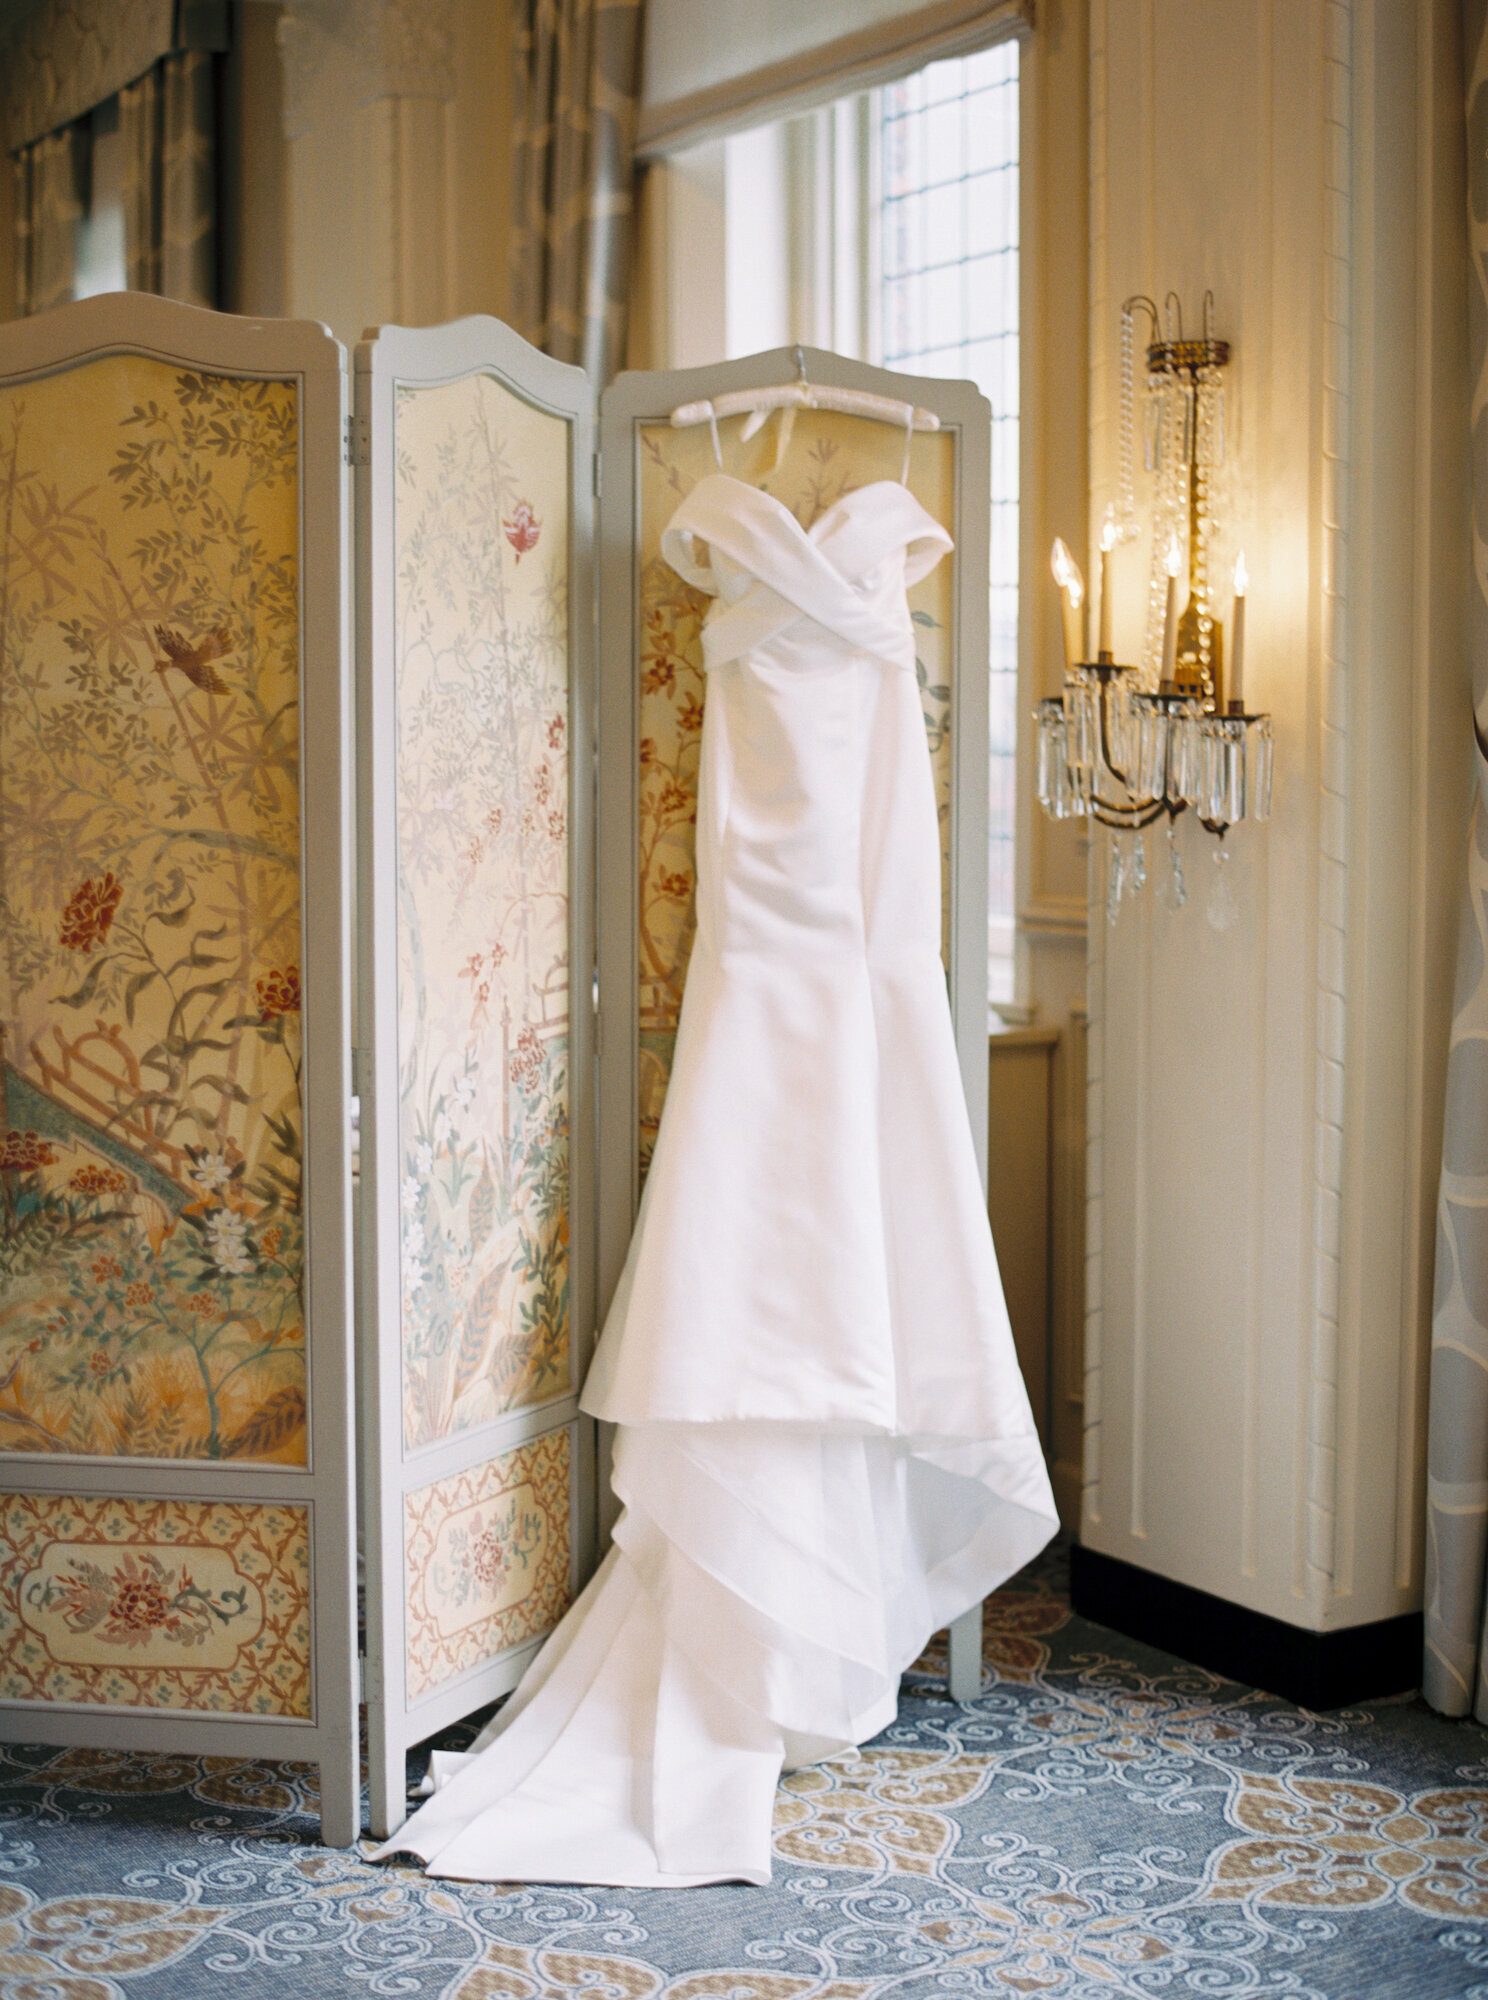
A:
637;0;1031;156
0;0;227;154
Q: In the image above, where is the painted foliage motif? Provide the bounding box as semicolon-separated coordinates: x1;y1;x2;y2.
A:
635;412;956;1174
0;355;306;1462
404;1425;571;1701
0;1490;310;1714
393;375;571;1450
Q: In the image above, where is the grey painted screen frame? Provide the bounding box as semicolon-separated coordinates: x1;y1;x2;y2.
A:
354;317;599;1844
0;293;360;1847
595;350;991;1694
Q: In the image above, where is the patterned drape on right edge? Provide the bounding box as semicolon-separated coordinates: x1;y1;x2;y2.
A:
1423;0;1488;1719
511;0;645;388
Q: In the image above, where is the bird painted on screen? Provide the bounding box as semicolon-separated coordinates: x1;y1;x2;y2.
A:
153;624;233;694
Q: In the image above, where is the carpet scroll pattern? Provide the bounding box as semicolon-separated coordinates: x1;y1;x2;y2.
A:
0;1544;1487;1997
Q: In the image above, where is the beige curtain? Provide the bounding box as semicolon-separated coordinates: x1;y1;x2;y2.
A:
13;126;85;315
12;46;217;316
117;48;216;305
511;0;646;386
1423;0;1488;1718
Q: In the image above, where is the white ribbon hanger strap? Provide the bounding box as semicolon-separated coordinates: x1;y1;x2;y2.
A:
670;348;940;455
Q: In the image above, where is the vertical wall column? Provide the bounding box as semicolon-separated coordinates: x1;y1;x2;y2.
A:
277;0;509;348
1078;0;1465;1689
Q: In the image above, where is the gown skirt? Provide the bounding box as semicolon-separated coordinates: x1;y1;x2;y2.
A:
373;473;1059;1887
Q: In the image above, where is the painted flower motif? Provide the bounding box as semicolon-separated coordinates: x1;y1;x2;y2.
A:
642;656;675;695
58;871;123;952
404;1220;426;1259
503;500;541;561
187;1149;235;1196
486;805;504;837
89;1256;124;1285
0;1131;57;1172
69;1162;130;1197
403;1256;426;1298
509;1024;543;1093
125;1281;154;1308
469;1520;512;1594
88;1347;112;1377
534;764;553;805
260;1223;284;1257
255;965;301;1020
677;693;705;734
415;1142;434;1176
658;871;691;900
432;1111;451;1148
639;736;658;766
204;1208;254;1276
453;1073;477;1111
546;713;565;749
106;1556;174;1638
547;809;565;842
185;1292;219;1318
401;1176;421;1213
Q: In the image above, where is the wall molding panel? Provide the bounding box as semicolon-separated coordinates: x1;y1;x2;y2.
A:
1081;0;1464;1650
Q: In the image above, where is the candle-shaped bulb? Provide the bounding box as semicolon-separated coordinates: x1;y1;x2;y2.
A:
1097;507;1118;656
1229;549;1248;711
1051;537;1086;671
1160;530;1182;685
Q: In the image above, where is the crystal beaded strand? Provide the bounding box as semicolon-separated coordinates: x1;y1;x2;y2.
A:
1163;817;1187;909
1117;301;1140;542
1107;833;1127;926
1143;370;1188;683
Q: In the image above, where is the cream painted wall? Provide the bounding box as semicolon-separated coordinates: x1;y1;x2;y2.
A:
1083;0;1466;1633
1017;0;1089;1525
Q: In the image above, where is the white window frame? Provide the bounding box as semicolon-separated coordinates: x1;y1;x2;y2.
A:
636;47;1028;1018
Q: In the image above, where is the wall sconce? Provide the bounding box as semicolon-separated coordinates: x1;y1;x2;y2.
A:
1036;294;1273;922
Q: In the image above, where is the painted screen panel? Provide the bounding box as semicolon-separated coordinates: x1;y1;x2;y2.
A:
0;1490;310;1715
0;355;306;1464
635;413;956;1176
404;1423;572;1702
392;375;573;1452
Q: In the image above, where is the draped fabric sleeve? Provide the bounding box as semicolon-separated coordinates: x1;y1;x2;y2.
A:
661;475;952;677
659;522;719;595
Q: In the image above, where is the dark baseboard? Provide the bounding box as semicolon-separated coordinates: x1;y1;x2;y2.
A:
1069;1543;1423;1711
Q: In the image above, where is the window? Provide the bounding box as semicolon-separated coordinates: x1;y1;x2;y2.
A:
711;40;1022;1009
877;46;1019;1005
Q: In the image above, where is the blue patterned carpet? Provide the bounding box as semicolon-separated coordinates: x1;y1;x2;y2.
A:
2;1542;1487;1998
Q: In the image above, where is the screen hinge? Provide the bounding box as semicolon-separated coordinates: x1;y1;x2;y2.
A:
345;412;369;467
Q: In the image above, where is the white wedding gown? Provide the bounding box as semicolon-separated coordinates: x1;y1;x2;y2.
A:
374;473;1058;1887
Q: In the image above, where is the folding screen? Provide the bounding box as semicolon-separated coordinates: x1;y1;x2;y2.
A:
0;308;993;1847
355;319;597;1841
0;294;358;1844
